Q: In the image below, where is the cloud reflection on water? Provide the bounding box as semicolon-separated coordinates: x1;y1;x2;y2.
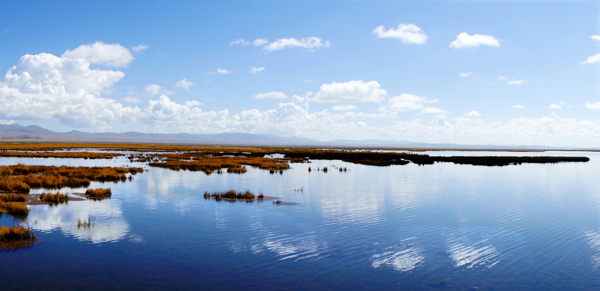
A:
27;199;131;244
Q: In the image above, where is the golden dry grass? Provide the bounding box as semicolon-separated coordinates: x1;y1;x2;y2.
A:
85;188;112;200
39;192;69;204
204;190;256;201
0;201;29;215
0;225;35;242
0;151;120;159
0;164;142;193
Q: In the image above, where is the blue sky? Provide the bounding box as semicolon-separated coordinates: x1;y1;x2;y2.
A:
0;1;599;146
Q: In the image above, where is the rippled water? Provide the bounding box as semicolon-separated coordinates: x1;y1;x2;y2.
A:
1;151;599;290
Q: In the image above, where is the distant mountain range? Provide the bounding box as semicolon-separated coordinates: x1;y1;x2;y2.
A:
0;123;567;149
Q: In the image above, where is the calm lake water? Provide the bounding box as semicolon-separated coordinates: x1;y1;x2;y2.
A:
1;151;599;290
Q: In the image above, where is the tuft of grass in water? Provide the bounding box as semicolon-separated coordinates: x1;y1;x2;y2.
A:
227;166;247;174
77;219;92;228
39;192;69;204
85;188;112;200
0;225;36;242
323;167;328;172
204;190;256;201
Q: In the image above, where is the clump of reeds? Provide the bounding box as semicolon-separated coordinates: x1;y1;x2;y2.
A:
323;167;328;172
85;188;112;200
227;166;247;174
0;225;36;242
39;192;69;204
0;194;26;202
0;201;29;215
308;167;311;172
204;190;256;201
77;219;92;228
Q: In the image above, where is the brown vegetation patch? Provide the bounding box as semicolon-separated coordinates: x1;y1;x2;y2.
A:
85;188;112;200
0;225;38;251
39;192;69;204
0;151;120;159
203;190;280;202
149;156;289;174
0;201;28;216
0;164;142;193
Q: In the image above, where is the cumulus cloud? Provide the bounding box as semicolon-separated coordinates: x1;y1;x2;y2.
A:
585;102;600;109
229;39;249;46
550;104;562;109
264;37;331;52
332;104;357;111
175;78;195;90
62;42;134;67
513;105;524;109
465;111;481;117
121;97;141;103
312;80;387;103
250;67;265;73
131;44;149;52
591;35;600;41
450;32;500;49
387;93;438;111
372;24;428;44
253;91;288;99
0;50;139;130
581;53;600;64
459;72;473;77
253;38;268;46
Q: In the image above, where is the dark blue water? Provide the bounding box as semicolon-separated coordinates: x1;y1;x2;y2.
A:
1;152;599;290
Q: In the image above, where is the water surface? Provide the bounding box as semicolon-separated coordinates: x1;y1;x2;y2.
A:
1;151;599;290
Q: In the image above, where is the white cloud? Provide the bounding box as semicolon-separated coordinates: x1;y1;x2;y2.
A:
264;37;331;52
387;93;437;111
303;80;312;84
0;50;139;130
372;24;428;44
208;68;233;75
253;38;268;46
312;80;387;103
253;91;288;99
496;76;527;85
332;104;357;111
508;79;527;85
250;67;265;73
121;97;141;103
0;119;15;125
465;111;481;117
459;72;473;77
513;105;524;109
421;107;447;114
175;78;195;90
591;35;600;41
585;102;600;109
229;39;249;46
184;100;203;107
131;44;149;52
550;104;562;109
581;53;600;64
62;41;134;67
145;84;163;96
450;32;500;49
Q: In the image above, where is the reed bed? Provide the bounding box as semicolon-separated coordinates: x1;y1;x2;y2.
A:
0;226;35;242
0;151;120;159
0;201;29;215
85;188;112;200
204;190;260;201
0;164;143;193
0;194;26;202
39;192;69;204
149;156;289;174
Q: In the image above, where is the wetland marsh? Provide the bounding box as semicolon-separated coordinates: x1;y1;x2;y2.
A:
0;143;598;290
